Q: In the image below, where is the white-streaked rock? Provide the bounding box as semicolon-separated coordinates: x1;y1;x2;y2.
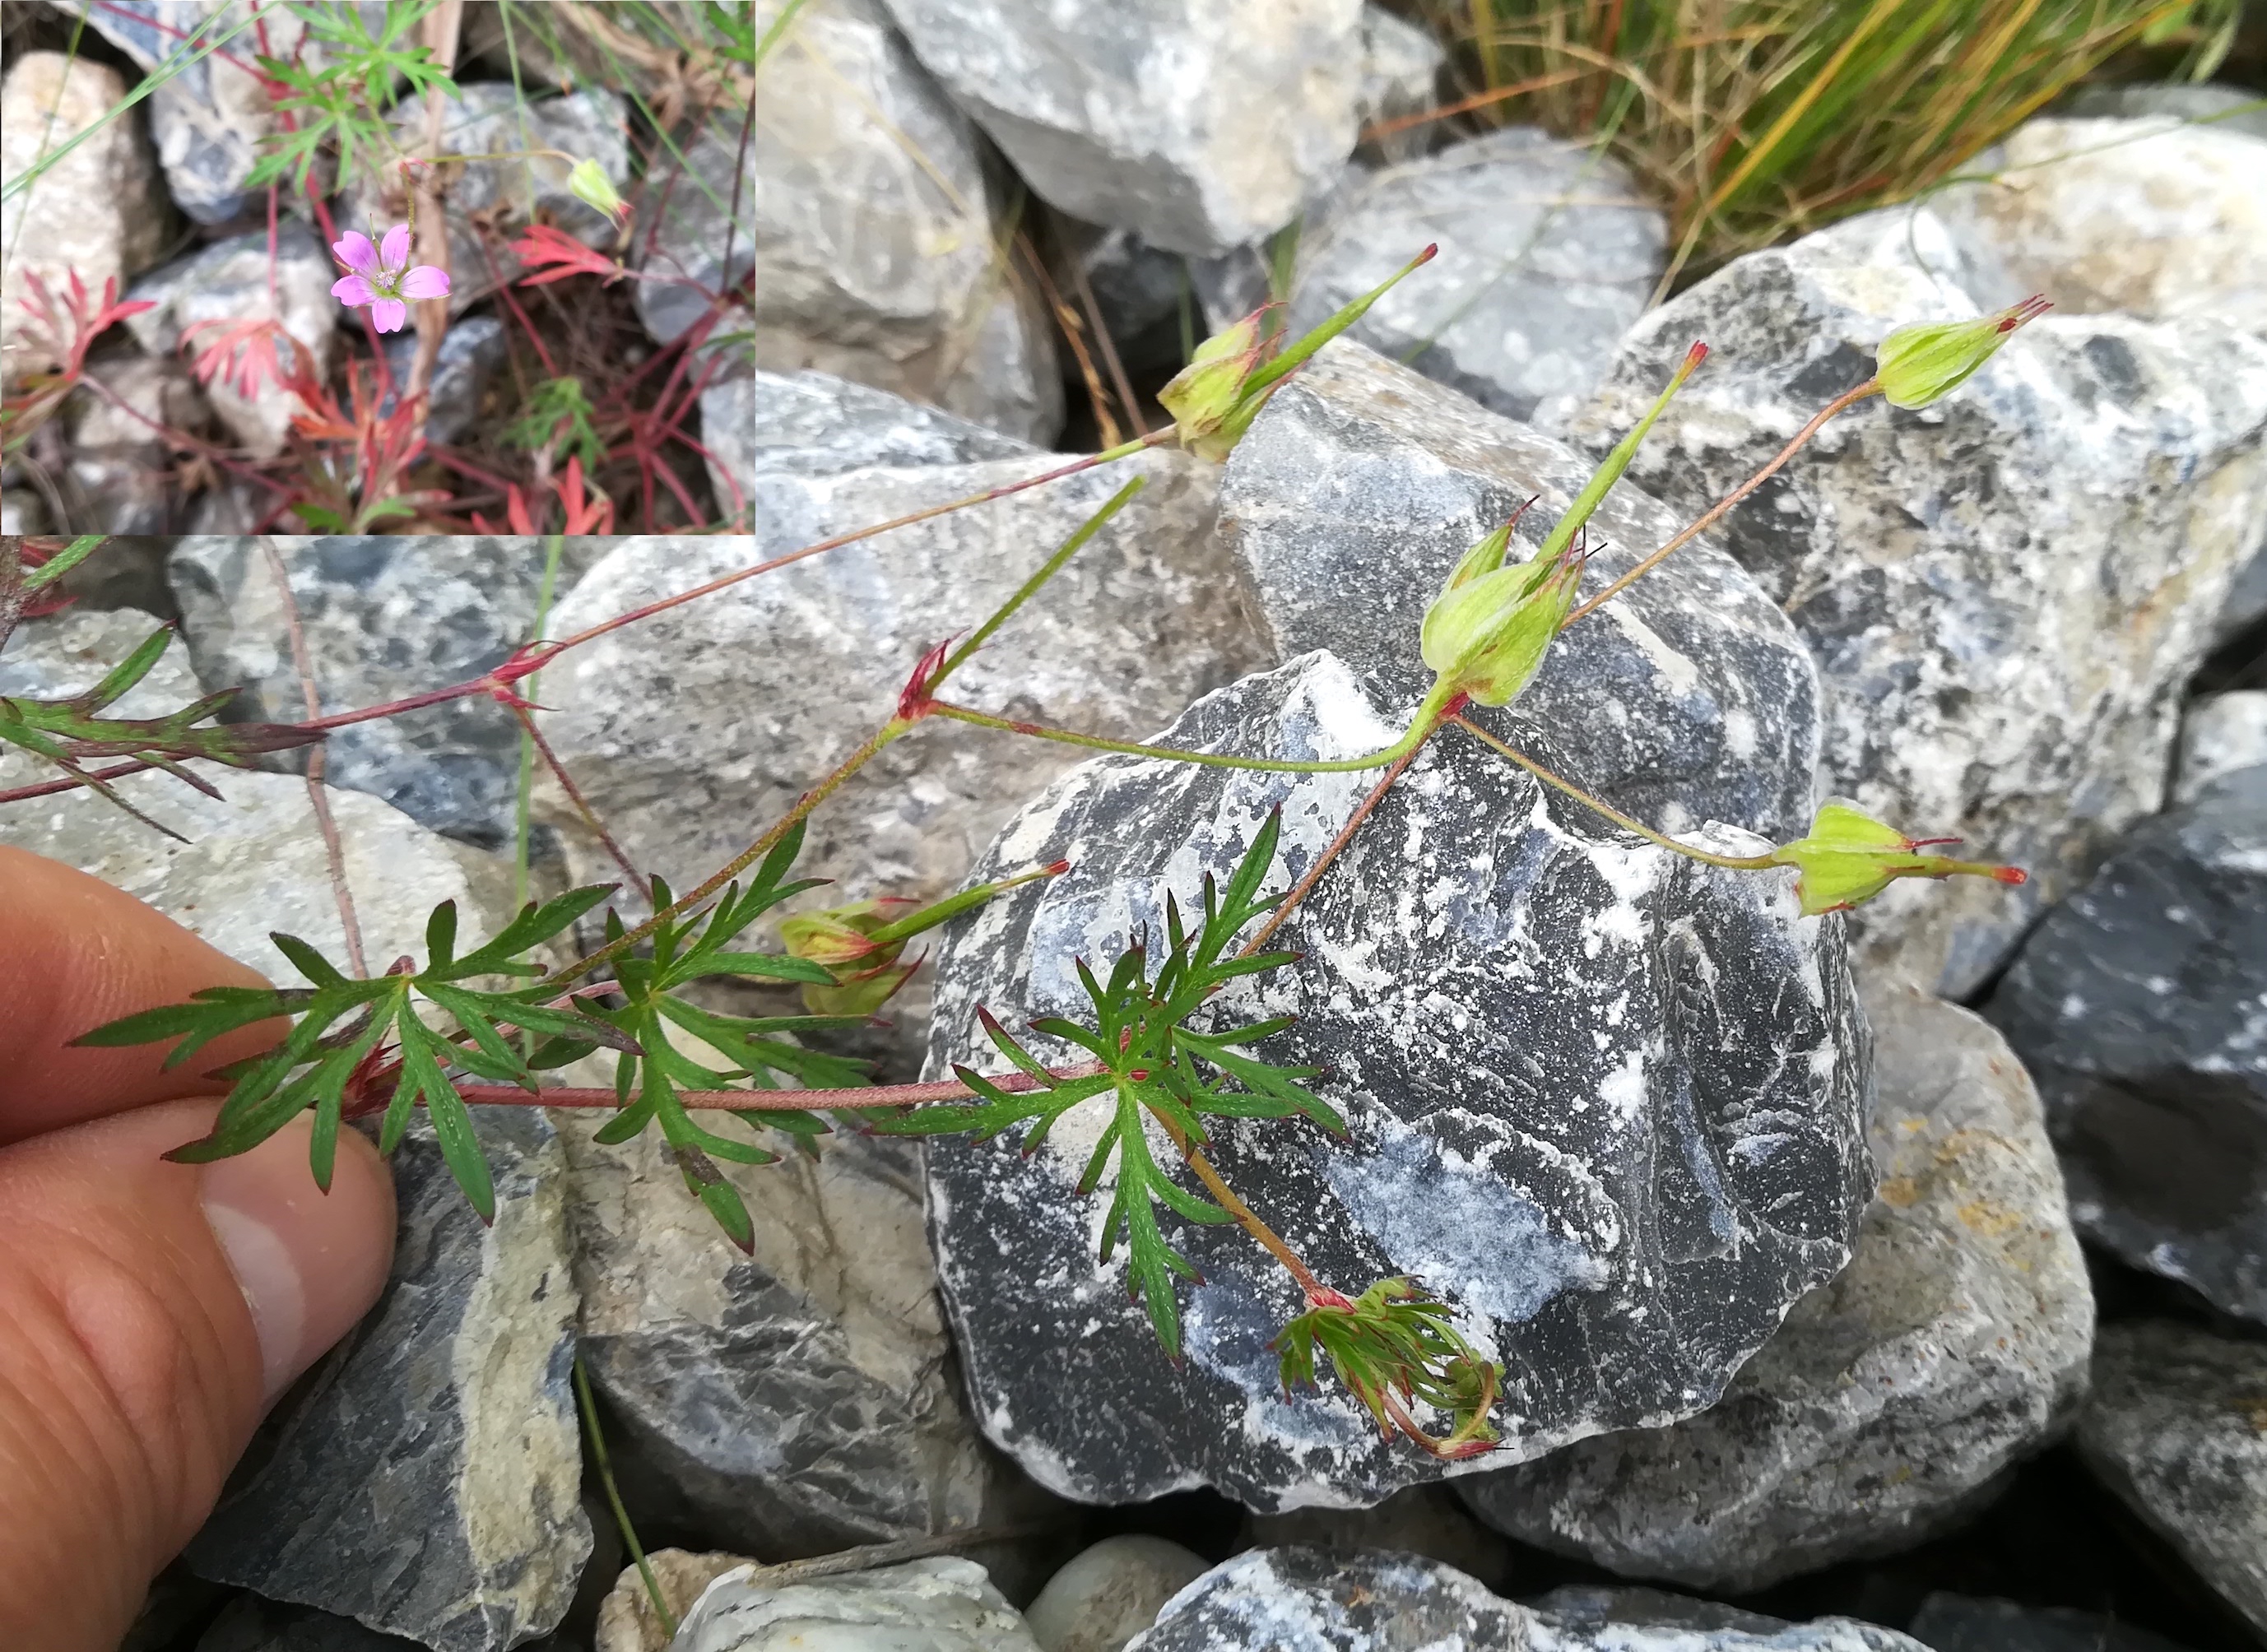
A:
879;0;1364;258
672;1556;1043;1652
1460;979;2093;1589
924;649;1870;1510
1573;198;2267;997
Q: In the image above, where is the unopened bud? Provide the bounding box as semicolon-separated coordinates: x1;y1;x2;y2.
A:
1419;520;1583;709
565;157;628;225
1874;295;2051;409
1769;799;2027;916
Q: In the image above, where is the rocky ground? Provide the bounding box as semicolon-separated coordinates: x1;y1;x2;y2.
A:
3;2;2267;1650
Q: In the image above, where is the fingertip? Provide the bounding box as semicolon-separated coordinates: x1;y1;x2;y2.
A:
199;1117;396;1403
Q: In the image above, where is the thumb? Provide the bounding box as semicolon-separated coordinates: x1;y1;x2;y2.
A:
0;1100;395;1651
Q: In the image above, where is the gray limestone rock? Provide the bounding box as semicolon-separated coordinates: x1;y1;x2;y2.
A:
2174;691;2267;805
879;0;1363;258
1907;1592;2202;1652
71;2;392;225
594;1550;748;1652
702;360;756;528
336;83;632;319
561;1116;1040;1560
1271;131;1665;429
1122;1548;1930;1650
1959;115;2267;332
533;455;1261;1065
2058;81;2267;143
1572;202;2267;996
671;1557;1044;1652
0;53;172;383
169;536;607;849
379;314;509;448
635;114;750;347
184;1111;591;1652
1024;1536;1210;1652
750;368;1036;480
1353;4;1447;164
2076;1320;2267;1638
0;607;520;973
1527;1585;1790;1636
923;649;1871;1509
56;354;213;534
1985;766;2267;1324
1221;338;1821;842
1458;977;2094;1589
0;488;48;535
1244;1484;1517;1594
122;220;340;457
751;0;1061;444
196;1594;426;1650
2221;542;2267;649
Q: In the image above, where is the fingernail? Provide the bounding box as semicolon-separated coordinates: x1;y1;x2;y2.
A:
200;1124;396;1402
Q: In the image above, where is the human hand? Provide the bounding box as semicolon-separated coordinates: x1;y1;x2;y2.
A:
0;846;397;1650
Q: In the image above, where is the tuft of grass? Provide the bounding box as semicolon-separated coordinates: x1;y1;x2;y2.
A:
1406;0;2241;293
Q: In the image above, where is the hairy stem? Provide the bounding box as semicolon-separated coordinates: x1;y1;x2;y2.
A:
1450;715;1775;869
449;1060;1106;1112
265;544;365;977
927;682;1452;776
1563;379;1879;625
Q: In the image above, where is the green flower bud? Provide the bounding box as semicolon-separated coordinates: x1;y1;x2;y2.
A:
1768;798;2028;916
1159;243;1439;462
564;156;628;225
779;861;1069;1017
1874;295;2051;409
1419;515;1582;708
1157;308;1271;457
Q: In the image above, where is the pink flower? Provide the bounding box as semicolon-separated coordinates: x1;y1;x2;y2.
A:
330;224;450;332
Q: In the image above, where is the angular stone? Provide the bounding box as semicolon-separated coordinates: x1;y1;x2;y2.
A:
1353;4;1446;164
1527;1585;1791;1636
925;649;1870;1509
0;488;48;535
1960;116;2267;331
2076;1320;2267;1637
594;1551;748;1652
1244;1485;1515;1594
561;1116;1042;1558
122;220;340;457
379;314;509;448
0;607;521;972
1122;1548;1930;1650
880;0;1363;258
1221;339;1821;842
55;354;213;534
2173;690;2267;805
534;455;1261;1065
2221;541;2267;648
169;536;606;849
196;1594;427;1650
72;2;392;225
1024;1537;1210;1652
335;83;631;319
672;1557;1044;1652
1984;765;2267;1323
751;0;1060;443
1572;202;2267;995
185;1110;589;1651
2058;81;2267;142
1908;1592;2203;1652
1270;132;1665;428
699;341;755;527
0;53;171;383
752;368;1037;480
1459;977;2093;1589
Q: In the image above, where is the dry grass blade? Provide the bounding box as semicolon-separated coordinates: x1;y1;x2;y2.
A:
1411;0;2241;291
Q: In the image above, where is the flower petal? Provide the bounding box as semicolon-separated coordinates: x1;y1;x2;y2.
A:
379;222;412;271
331;274;376;306
332;231;379;275
370;299;409;333
397;263;451;300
